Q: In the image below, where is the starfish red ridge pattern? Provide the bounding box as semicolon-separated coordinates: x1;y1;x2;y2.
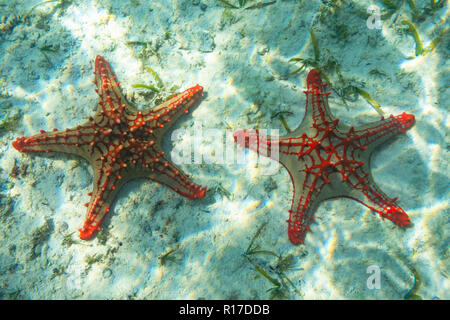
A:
234;69;415;245
13;55;206;240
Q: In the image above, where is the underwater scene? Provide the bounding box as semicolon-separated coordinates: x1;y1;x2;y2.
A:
0;0;448;300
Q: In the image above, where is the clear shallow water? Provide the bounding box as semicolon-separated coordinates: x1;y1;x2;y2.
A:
0;0;448;299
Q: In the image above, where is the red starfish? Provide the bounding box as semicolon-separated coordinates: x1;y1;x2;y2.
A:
234;69;415;245
12;56;206;240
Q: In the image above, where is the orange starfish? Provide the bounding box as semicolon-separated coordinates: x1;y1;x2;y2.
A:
13;56;206;240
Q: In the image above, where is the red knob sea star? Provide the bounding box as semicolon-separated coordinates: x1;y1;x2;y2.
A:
234;69;415;245
12;56;206;240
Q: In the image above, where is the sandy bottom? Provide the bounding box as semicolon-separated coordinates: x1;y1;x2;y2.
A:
0;0;448;299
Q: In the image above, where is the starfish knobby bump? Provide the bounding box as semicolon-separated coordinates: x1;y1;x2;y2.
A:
234;69;415;245
12;55;206;240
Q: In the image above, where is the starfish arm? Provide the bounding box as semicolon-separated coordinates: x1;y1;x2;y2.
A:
343;168;411;227
295;69;334;132
234;129;320;165
147;154;206;200
78;161;124;240
12;124;96;159
139;85;204;138
285;168;324;245
353;113;415;152
94;55;133;123
234;129;295;161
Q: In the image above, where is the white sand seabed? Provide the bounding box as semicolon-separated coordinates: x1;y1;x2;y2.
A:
0;0;448;299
